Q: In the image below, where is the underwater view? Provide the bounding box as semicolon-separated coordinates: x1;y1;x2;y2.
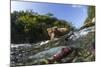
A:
11;1;95;67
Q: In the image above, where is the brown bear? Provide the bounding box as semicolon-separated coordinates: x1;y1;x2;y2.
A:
47;26;69;40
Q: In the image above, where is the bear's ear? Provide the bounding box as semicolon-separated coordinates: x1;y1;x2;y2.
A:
47;28;49;31
47;28;51;32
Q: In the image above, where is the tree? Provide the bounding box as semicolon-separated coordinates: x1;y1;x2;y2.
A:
84;6;95;24
88;6;95;19
11;10;75;43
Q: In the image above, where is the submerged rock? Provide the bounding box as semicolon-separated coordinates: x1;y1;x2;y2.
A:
29;46;67;59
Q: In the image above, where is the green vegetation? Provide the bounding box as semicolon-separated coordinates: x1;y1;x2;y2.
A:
80;6;95;30
84;6;95;24
11;10;74;43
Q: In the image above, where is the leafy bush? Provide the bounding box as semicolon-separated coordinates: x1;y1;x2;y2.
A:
11;10;75;43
